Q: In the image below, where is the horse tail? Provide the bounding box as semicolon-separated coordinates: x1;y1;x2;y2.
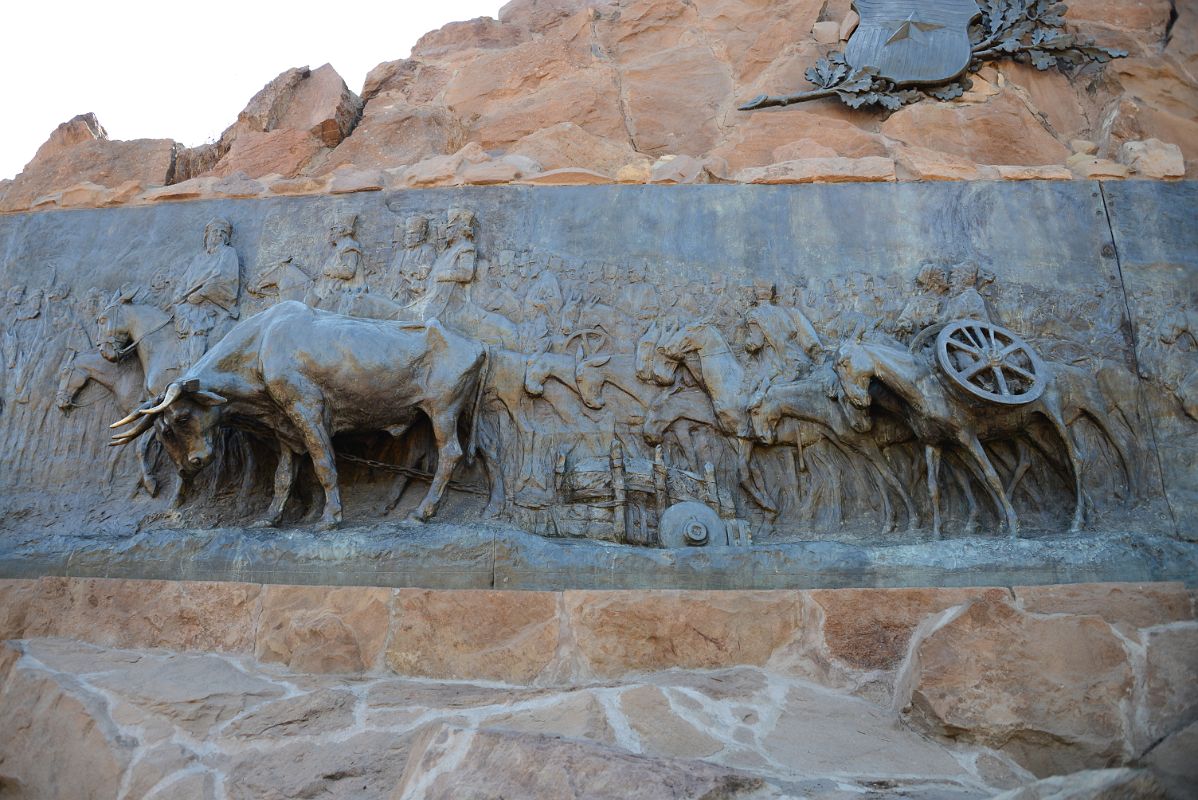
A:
465;345;490;465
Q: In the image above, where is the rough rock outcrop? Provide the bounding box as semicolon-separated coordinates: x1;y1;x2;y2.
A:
0;113;176;212
174;63;363;181
4;0;1193;212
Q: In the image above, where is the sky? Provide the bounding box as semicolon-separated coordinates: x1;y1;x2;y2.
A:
0;0;505;180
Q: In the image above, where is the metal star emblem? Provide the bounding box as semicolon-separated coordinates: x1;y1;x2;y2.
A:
885;13;945;45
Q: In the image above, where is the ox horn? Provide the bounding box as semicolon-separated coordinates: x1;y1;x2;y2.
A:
109;415;155;447
140;382;184;416
109;399;155;429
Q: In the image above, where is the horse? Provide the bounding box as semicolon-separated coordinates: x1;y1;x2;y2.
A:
748;365;919;532
96;294;187;396
56;347;160;496
832;339;1110;537
655;319;776;514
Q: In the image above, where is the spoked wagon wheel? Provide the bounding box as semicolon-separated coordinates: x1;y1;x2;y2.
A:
935;320;1047;405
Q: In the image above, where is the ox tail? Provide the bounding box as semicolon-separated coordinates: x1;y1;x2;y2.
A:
464;345;491;466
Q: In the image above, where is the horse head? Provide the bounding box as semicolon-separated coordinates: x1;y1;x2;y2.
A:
97;291;133;362
571;346;611;410
833;341;876;433
656;318;705;361
746;384;779;445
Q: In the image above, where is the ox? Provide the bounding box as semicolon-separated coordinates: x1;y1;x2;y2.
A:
109;301;487;528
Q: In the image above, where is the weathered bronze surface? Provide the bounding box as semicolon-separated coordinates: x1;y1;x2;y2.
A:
1;183;1195;588
740;0;1126;111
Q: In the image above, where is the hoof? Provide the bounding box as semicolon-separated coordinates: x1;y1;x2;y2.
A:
249;518;278;529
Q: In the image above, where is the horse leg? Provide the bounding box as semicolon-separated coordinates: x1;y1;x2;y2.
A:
1045;409;1086;532
925;445;942;538
959;433;1019;537
950;456;980;535
736;437;777;515
1005;439;1031;499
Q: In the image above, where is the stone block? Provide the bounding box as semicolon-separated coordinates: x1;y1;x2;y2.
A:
563;590;801;678
385;589;559;683
520;166;614;184
256;584;391;673
736;156;897;184
1014;582;1194;632
1141;623;1198;747
898;596;1134;776
391;724;764;800
1121;139;1186;179
810;586;1009;670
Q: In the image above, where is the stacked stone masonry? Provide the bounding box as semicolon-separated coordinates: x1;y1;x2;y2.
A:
0;577;1195;798
2;0;1196;212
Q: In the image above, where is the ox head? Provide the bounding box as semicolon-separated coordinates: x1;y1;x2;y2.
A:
109;379;228;476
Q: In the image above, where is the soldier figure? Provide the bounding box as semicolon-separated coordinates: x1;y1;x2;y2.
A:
390;214;437;305
174;218;240;366
308;214;366;316
414;207;478;324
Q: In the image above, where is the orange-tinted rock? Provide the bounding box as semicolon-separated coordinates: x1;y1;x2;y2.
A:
319;100;467;174
772;138;840;161
275;64;363;148
1121;138;1186;178
1141;624;1198;748
0;576;258;653
563;590;801;677
1066;0;1174;40
1;117;176;212
411;15;526;59
510;122;643;175
881;91;1069;166
385;589;559;683
736;156;897;183
621;45;732;156
711;111;888;173
989;768;1169;800
1015;582;1194;632
327;167;384;194
649;153;709;184
1142;722;1198;799
898;596;1134;776
993;164;1073;180
255;584;390;673
392;724;763;800
480;689;616;744
210;129;325;179
810;587;1009;671
1068;155;1131;178
444;38;626;149
521;166;614;184
620;685;723;758
0;645;136;800
892;144;991;180
266;174;330;195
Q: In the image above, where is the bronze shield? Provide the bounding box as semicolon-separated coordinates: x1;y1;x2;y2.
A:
844;0;981;86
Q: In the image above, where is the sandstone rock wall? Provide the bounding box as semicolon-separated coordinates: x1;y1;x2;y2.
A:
0;577;1194;797
2;0;1195;212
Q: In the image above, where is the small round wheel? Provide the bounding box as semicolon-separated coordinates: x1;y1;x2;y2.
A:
658;501;725;548
936;320;1046;405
